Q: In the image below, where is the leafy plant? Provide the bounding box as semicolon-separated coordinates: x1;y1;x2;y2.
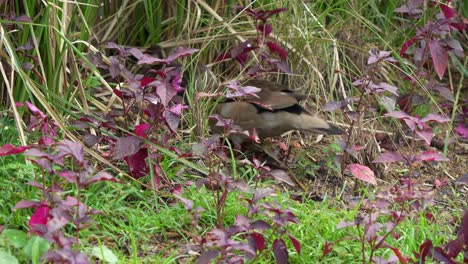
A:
1;103;119;263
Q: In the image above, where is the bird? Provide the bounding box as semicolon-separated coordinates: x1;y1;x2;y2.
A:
213;79;343;146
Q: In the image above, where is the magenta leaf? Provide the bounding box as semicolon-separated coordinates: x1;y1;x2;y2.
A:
347;164;377;185
272;238;288;264
428;40;448;80
0;144;30;156
439;4;456;19
134;123;151;138
415;150;448;162
29;204;50;231
266;41;287;60
288;235;301;255
455;124;468;139
373;152;405;163
25;101;47;118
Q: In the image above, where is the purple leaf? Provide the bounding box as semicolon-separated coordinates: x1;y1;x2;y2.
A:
111;136;142;160
420;113;450;123
268;170;295;186
124;148;149;179
165;110;181;132
250;220;271;230
0;144;30;156
272;238;288;264
226;81;261;98
156;82;178;107
14;200;42;209
196;250;220;264
415;128;434;145
347;164;377;185
455;174;468;185
250;232;266;252
174;194;194;211
373;152;405;163
394;0;423;15
88;171;118;184
428;40;448;80
57;139;85;164
25;101;46;118
415;150;448;162
57;170;78;183
106;42;126;57
166;47;199;62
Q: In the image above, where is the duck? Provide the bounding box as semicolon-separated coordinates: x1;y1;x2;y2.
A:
213;79;343;146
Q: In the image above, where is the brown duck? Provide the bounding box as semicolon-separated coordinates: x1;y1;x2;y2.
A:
214;79;342;145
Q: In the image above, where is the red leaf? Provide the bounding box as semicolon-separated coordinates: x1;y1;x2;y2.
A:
288;235;301;255
250;232;266;251
439;4;456;19
347;164;377;185
0;144;30;156
428;40;448;80
400;37;417;57
322;241;334;257
389;247;408;264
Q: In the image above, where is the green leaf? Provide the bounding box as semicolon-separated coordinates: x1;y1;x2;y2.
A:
23;236;49;264
2;229;28;249
92;245;118;264
0;251;19;264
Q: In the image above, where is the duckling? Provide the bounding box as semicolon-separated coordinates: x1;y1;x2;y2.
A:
214;79;342;145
